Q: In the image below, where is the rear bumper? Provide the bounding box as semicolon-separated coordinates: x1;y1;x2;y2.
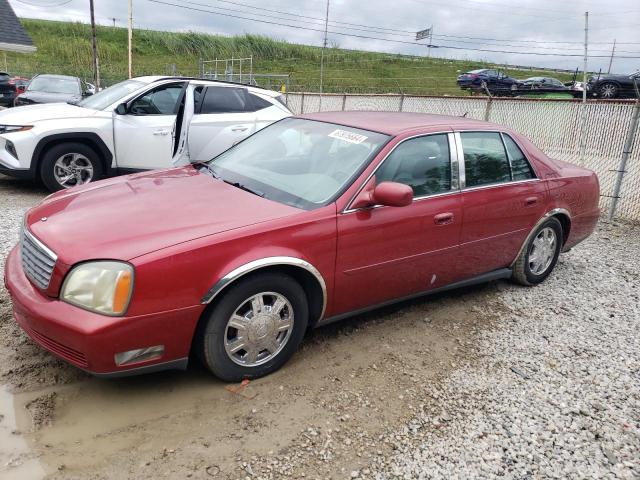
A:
4;246;202;377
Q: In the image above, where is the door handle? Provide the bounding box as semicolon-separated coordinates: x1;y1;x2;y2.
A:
231;126;249;132
153;129;170;136
524;196;538;207
434;212;454;225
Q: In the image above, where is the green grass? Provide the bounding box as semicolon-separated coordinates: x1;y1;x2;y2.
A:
3;18;576;95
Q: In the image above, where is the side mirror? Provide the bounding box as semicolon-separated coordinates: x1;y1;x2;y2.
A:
115;103;128;115
351;181;413;209
373;182;413;207
82;91;93;97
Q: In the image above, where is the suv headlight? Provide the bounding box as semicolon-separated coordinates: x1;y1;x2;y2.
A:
0;125;33;134
61;261;134;316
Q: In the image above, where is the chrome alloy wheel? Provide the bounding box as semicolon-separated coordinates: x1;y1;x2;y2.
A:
529;227;557;275
224;292;294;367
600;83;617;99
53;153;94;188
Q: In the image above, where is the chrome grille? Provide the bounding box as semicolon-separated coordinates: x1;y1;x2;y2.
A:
20;227;57;289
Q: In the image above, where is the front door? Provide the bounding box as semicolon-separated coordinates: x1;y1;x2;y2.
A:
113;82;186;170
334;133;463;315
458;131;547;276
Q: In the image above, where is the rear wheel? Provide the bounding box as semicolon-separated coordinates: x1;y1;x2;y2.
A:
40;142;103;192
512;217;563;286
199;272;308;382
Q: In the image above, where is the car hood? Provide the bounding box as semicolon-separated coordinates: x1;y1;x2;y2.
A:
25;166;301;264
0;102;95;123
18;91;81;104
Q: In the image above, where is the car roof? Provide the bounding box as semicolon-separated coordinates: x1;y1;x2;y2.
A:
296;111;496;136
33;74;79;81
134;75;280;95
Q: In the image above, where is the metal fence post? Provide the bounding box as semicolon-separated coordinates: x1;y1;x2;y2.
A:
300;92;305;114
398;92;405;112
609;79;640;220
342;94;347;111
482;83;493;121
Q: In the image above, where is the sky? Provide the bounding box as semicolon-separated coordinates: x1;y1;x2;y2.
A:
8;0;640;73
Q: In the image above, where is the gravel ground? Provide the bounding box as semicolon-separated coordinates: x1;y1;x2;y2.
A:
0;173;638;479
368;222;640;479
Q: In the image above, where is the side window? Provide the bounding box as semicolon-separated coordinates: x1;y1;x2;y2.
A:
376;134;451;197
249;93;274;111
193;85;204;112
461;132;511;188
200;86;249;114
503;134;535;180
129;83;184;115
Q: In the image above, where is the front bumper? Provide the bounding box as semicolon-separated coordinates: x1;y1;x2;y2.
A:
4;246;203;377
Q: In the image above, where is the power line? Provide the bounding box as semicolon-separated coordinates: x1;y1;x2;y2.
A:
146;0;640;59
13;0;73;6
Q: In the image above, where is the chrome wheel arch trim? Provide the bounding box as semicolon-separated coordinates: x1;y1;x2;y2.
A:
510;208;571;267
200;256;328;320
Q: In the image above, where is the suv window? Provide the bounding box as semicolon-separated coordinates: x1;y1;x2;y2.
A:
249;93;273;111
461;132;511;188
200;86;249;113
376;134;451;197
503;134;535;181
130;83;184;115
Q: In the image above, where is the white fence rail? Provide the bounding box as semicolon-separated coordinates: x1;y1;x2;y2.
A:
286;93;640;222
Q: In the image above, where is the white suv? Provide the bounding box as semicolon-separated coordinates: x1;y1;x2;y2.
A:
0;76;291;191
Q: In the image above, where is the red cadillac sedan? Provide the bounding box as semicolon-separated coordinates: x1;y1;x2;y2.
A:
5;112;600;381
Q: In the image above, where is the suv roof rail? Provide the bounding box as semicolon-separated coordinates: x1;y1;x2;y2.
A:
156;76;275;92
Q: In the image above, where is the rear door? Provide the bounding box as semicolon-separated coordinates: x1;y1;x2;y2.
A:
113;81;186;170
334;132;463;315
186;85;257;161
457;131;546;276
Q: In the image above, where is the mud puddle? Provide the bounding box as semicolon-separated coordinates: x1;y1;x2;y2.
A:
0;385;45;480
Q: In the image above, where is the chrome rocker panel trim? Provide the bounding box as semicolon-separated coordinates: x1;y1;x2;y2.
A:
88;357;189;378
201;256;328;320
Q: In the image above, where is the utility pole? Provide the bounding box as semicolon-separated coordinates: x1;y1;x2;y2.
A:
111;17;116;27
579;11;588;164
319;0;330;96
89;0;100;89
428;25;433;58
607;38;616;74
128;0;133;79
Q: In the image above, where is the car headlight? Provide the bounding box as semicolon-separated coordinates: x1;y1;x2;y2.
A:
61;261;134;316
0;125;33;134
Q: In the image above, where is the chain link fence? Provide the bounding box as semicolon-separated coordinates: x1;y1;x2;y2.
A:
286;93;640;222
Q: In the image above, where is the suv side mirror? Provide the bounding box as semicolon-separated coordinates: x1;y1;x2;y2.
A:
82;90;93;97
115;103;128;115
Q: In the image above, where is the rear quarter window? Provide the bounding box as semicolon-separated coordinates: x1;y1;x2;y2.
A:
503;134;535;180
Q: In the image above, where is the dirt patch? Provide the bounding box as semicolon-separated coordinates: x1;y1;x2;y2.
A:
25;392;57;431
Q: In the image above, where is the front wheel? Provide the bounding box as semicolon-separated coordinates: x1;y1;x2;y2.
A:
512;217;563;286
199;272;308;382
598;82;619;99
40;142;103;192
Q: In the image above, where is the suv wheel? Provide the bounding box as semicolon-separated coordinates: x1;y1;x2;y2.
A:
40;142;103;191
198;272;309;382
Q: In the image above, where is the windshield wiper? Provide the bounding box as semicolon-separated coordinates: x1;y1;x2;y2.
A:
196;162;220;179
223;179;264;197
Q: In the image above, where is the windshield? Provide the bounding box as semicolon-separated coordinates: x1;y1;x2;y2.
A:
27;76;80;94
209;118;390;210
77;79;145;110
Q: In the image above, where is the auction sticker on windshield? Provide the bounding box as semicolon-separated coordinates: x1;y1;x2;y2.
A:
328;129;368;144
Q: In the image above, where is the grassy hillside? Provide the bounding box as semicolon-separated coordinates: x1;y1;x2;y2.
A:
3;19;575;95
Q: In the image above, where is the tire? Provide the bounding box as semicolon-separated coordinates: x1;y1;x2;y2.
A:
598;82;619;99
39;142;104;192
199;272;309;382
512;217;563;286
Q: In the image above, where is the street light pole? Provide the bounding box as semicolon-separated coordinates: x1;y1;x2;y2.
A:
319;0;330;96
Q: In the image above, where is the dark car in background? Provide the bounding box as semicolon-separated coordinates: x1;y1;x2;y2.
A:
515;76;583;99
0;72;29;107
588;71;640;99
456;69;518;95
13;74;90;106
